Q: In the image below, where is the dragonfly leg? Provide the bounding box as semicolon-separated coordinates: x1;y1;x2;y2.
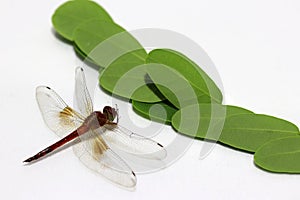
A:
114;104;120;123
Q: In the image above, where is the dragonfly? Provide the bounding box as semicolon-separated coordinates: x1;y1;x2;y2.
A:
24;67;167;188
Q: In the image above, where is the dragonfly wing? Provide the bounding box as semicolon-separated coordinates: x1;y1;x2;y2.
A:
102;125;167;160
74;67;93;118
36;86;85;137
73;129;136;188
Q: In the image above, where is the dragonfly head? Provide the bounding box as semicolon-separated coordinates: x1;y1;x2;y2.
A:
103;106;118;122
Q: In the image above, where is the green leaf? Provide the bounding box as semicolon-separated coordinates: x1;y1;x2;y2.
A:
173;106;298;152
52;0;113;41
254;136;300;173
74;19;145;68
218;114;299;152
146;49;223;107
132;100;178;124
74;19;161;101
99;51;165;102
145;63;205;108
172;104;253;139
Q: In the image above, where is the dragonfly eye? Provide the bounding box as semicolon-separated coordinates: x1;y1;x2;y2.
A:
103;106;117;121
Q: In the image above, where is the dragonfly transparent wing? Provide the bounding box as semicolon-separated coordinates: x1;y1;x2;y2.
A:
36;86;85;137
73;129;136;188
74;67;93;118
102;125;167;160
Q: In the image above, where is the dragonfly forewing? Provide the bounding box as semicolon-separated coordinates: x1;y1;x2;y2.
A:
74;67;93;118
36;86;85;137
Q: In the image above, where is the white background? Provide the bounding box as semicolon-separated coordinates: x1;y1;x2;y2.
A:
1;0;300;199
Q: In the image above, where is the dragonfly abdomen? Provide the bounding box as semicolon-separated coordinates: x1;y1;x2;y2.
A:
23;129;81;163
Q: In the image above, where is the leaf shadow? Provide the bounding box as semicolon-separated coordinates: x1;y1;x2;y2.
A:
96;73;168;105
217;141;254;154
51;28;103;72
253;161;300;175
51;28;73;45
98;84;132;103
74;44;104;72
144;73;168;101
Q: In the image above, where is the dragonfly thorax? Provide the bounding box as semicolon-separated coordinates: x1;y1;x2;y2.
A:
84;111;108;130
